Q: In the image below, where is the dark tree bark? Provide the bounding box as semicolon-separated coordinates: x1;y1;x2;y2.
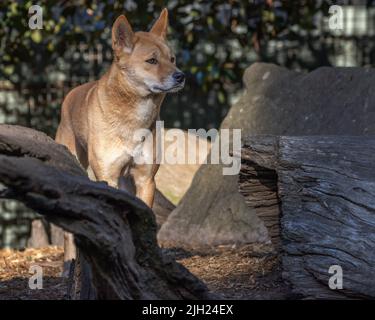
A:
0;124;210;300
27;190;173;249
238;136;281;246
239;135;375;299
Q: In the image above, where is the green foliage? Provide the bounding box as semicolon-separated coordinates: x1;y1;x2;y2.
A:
0;0;334;100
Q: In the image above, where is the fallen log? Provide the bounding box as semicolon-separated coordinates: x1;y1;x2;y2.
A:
26;188;173;250
0;124;210;300
239;135;375;299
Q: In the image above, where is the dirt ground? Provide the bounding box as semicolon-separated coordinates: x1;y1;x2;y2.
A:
0;244;291;300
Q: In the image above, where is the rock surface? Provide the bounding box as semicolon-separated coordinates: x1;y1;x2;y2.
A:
155;130;210;205
223;63;375;135
158;63;375;249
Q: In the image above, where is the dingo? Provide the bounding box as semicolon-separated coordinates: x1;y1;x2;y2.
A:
55;9;185;269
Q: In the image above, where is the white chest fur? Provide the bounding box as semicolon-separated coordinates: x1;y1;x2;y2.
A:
135;98;157;126
116;98;157;160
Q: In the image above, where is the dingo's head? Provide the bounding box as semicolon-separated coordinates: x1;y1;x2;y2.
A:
111;9;185;96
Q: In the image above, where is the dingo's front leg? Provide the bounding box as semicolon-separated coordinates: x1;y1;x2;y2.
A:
130;163;159;207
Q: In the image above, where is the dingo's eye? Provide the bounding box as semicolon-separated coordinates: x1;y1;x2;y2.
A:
146;58;158;65
171;57;175;63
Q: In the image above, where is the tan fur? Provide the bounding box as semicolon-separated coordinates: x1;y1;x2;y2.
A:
55;9;184;269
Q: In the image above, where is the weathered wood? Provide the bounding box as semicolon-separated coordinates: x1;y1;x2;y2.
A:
26;220;65;248
239;136;280;245
27;219;50;248
239;135;375;299
50;223;64;246
0;124;210;300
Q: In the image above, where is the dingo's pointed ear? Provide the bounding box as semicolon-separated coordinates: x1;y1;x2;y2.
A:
150;8;168;39
112;15;134;53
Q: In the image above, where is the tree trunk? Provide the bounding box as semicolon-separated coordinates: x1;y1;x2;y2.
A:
0;124;211;300
27;219;50;248
27;190;173;250
238;135;375;299
238;136;281;246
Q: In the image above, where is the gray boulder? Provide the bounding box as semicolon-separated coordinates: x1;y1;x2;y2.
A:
157;63;375;249
223;63;375;135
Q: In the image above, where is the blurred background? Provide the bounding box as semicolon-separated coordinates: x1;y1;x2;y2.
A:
1;0;375;248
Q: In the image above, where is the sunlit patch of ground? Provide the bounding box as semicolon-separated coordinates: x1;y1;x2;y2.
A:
0;244;290;300
0;247;67;300
164;244;290;300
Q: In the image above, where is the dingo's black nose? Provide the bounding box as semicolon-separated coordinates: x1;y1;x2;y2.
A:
173;72;185;84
